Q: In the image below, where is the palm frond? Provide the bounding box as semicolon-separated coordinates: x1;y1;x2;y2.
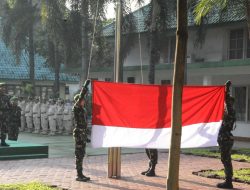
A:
194;0;229;24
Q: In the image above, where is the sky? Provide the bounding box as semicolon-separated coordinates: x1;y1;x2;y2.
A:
66;0;151;19
105;0;150;19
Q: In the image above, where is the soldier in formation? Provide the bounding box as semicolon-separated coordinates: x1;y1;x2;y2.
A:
25;97;33;132
41;99;49;135
0;83;10;146
48;99;57;136
8;96;21;141
33;97;41;134
1;91;74;137
141;149;158;177
217;81;236;189
56;99;64;134
63;99;74;135
18;96;26;132
73;79;91;182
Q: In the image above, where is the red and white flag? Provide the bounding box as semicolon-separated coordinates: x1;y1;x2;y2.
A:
91;81;225;149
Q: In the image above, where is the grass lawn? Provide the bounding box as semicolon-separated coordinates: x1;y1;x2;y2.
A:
193;168;250;184
0;182;58;190
181;148;250;162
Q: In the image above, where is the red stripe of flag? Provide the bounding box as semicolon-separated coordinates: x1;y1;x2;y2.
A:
92;81;225;129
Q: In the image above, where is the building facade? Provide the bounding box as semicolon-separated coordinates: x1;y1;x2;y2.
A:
0;40;79;99
87;4;250;138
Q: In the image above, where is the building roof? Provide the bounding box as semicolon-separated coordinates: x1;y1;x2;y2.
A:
103;2;245;37
0;40;79;82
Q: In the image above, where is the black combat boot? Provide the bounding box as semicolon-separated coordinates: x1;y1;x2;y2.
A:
145;163;156;177
1;135;9;146
217;179;233;189
76;169;90;182
141;162;151;175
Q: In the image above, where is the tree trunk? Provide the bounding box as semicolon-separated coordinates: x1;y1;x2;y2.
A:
28;18;35;96
54;42;60;98
148;32;159;84
80;0;90;86
167;0;188;190
246;0;250;39
148;0;160;85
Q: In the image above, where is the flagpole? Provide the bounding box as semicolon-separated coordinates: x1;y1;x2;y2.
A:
108;0;121;178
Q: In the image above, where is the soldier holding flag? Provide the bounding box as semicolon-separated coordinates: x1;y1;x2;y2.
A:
73;79;91;182
217;80;236;189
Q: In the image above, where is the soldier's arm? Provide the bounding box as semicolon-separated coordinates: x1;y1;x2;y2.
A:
225;81;233;112
77;79;90;105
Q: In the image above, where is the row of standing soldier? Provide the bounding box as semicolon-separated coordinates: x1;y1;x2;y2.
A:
19;97;74;136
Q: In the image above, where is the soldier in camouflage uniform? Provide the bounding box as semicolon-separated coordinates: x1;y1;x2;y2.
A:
73;79;91;182
0;83;10;146
8;96;21;141
217;80;236;189
141;149;158;176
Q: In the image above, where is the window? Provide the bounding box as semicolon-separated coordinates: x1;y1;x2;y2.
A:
65;86;69;95
105;78;111;82
161;80;171;85
159;36;176;64
229;29;244;59
35;86;41;97
127;77;135;83
233;87;247;121
170;37;176;63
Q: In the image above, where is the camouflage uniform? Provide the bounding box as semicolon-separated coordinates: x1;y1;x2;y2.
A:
73;79;90;182
141;149;158;176
8;97;21;141
217;81;236;189
0;83;10;146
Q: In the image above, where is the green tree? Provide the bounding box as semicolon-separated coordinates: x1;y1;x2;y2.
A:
41;0;67;97
145;0;171;84
194;0;250;37
1;0;37;90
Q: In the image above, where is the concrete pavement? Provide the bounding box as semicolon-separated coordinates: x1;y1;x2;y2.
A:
0;132;249;189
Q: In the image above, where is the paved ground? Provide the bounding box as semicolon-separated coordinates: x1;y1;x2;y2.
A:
0;133;250;190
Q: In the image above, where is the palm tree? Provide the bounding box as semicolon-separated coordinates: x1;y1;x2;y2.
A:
1;0;37;91
41;0;67;97
194;0;250;37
